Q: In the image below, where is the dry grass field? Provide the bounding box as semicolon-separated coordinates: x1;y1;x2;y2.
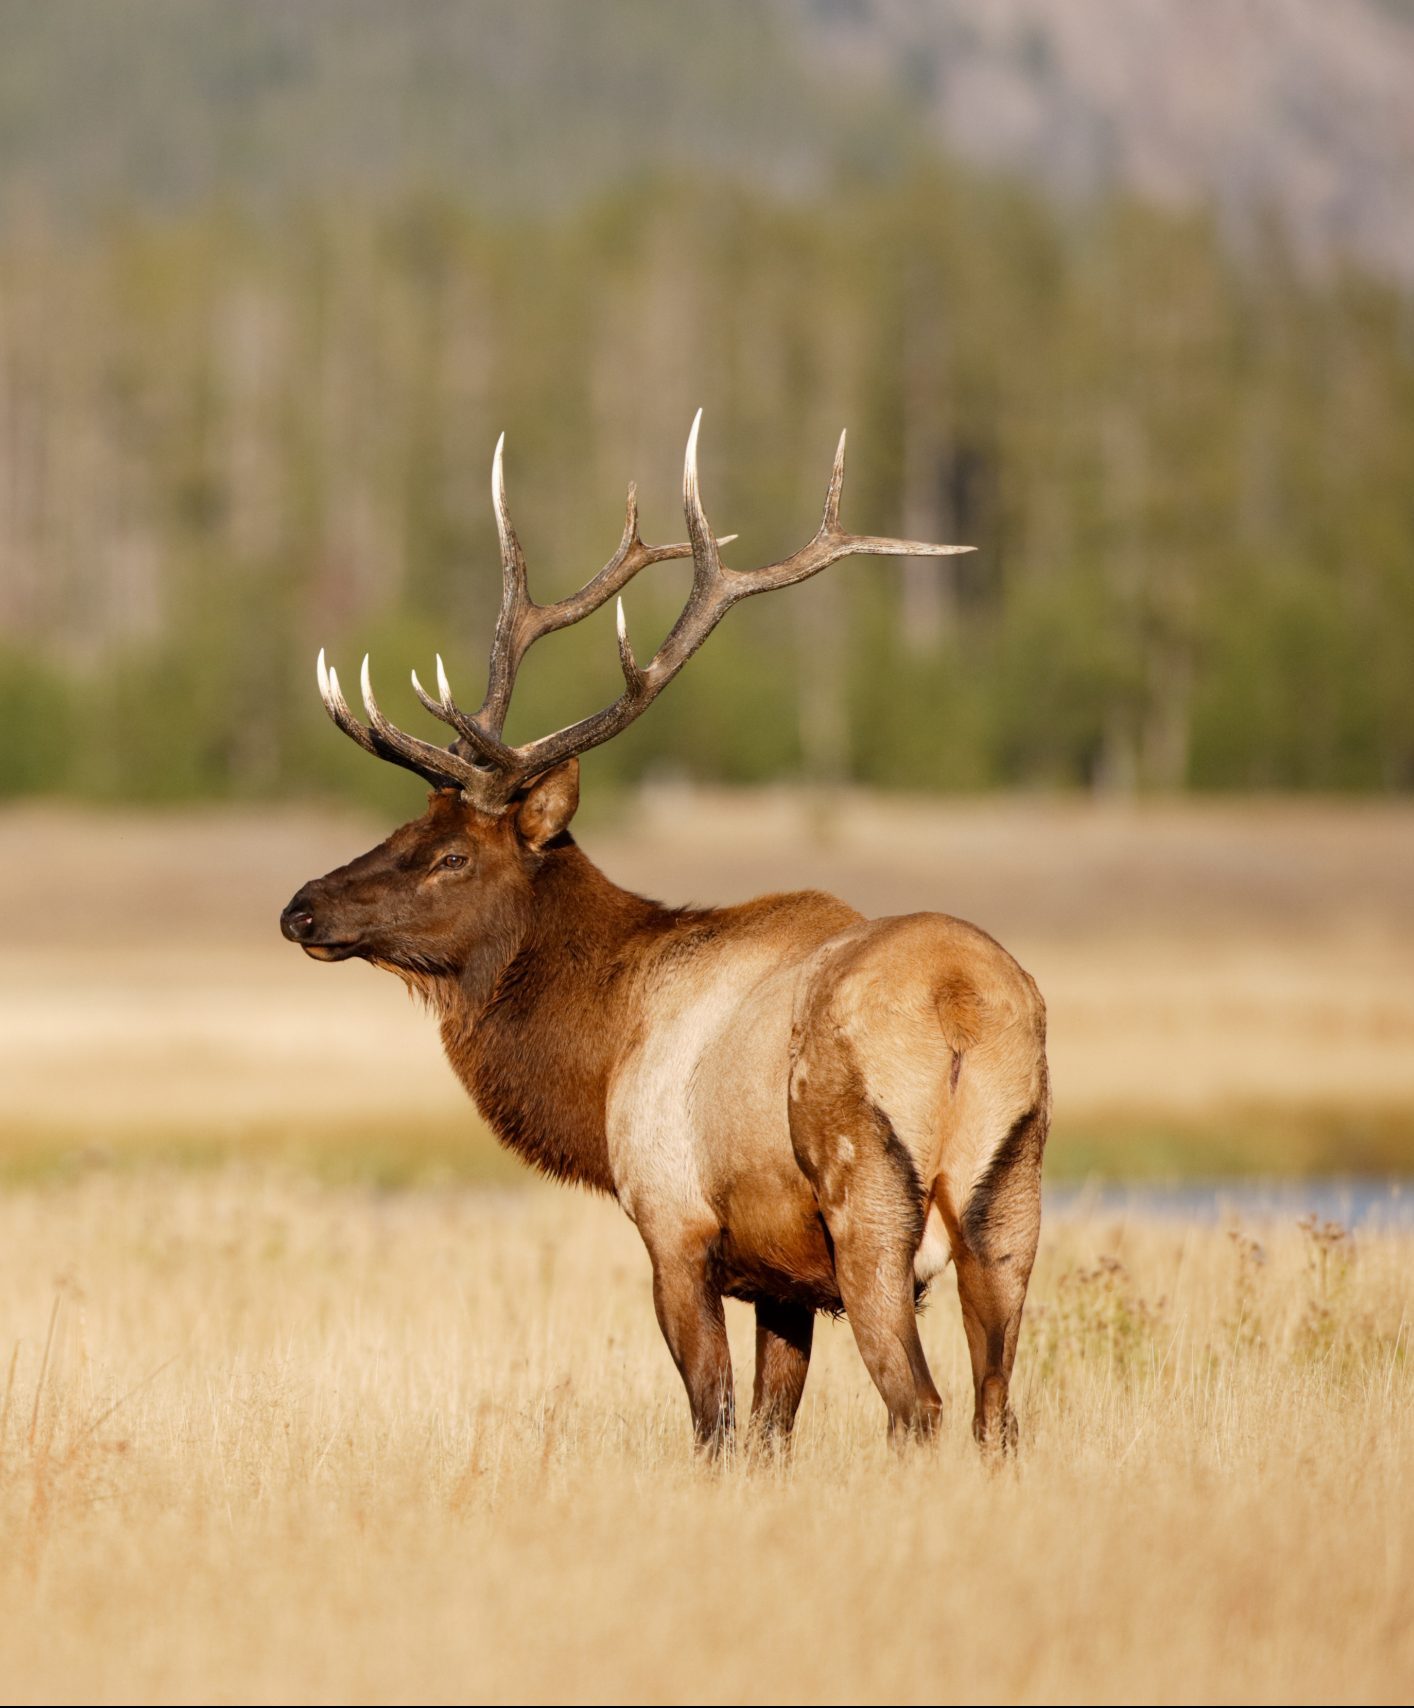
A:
0;1173;1408;1704
0;794;1411;1702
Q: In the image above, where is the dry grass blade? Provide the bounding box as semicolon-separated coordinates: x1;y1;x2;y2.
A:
68;1353;180;1452
0;1340;18;1451
26;1293;60;1448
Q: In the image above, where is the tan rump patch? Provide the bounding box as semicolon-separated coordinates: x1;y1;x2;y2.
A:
935;973;986;1052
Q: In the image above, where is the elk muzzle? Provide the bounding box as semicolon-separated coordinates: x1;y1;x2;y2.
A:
280;887;360;961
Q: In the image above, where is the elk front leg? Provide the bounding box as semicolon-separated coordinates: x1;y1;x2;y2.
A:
646;1229;734;1454
749;1297;813;1446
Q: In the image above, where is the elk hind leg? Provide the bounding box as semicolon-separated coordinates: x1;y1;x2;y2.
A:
954;1101;1047;1456
821;1136;941;1444
749;1297;813;1447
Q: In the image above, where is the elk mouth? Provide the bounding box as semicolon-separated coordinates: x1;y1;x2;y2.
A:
300;940;362;962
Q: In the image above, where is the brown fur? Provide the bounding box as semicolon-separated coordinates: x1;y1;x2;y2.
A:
282;766;1050;1453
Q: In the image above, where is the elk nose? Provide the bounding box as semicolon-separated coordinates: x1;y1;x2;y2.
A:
280;896;317;942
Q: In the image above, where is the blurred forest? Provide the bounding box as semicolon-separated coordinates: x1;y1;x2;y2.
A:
0;3;1412;806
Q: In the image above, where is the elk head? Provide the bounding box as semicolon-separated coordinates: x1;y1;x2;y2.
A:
280;412;969;984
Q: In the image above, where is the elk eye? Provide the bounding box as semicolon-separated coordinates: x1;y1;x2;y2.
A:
437;853;467;871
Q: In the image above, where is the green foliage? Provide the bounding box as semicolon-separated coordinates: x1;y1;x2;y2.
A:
3;166;1412;802
1050;1106;1414;1181
0;652;71;795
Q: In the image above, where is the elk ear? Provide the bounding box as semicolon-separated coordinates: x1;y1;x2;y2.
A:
515;758;580;850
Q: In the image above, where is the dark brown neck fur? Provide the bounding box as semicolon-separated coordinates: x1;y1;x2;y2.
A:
437;840;669;1195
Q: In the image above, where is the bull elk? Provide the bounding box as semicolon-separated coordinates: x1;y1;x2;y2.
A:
282;414;1049;1453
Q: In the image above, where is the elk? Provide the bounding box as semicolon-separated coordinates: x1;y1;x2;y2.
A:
281;414;1049;1454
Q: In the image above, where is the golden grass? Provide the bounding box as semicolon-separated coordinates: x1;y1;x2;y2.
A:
0;1170;1408;1705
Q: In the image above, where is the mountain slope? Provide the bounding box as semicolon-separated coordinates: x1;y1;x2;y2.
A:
1;1;1411;278
798;0;1414;278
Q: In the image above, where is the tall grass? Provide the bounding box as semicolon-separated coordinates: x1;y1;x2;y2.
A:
0;1171;1407;1704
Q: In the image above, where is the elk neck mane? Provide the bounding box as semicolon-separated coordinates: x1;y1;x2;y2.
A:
428;838;680;1196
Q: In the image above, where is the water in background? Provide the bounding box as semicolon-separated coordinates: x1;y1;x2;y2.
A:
1051;1178;1414;1229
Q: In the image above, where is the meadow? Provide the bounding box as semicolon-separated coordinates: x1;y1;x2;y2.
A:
0;1174;1409;1704
0;794;1410;1702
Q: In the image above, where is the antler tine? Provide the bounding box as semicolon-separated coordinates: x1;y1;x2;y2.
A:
733;424;974;597
681;407;722;594
410;655;516;769
619;482;641;566
317;648;384;759
355;654;489;792
615;597;645;693
408;661;443;721
316;650;486;793
476;434;536;735
822;428;847;533
491;432;529;604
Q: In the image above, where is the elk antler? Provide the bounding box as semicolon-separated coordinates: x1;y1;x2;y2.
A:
318;413;972;807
